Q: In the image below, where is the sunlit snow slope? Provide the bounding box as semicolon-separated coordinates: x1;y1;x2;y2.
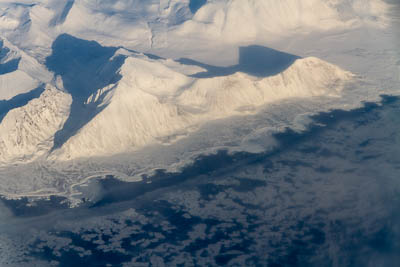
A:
0;85;71;162
0;0;397;198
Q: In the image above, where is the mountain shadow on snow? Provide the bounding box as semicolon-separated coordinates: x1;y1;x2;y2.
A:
49;0;75;26
46;34;126;150
0;40;21;75
177;45;301;78
0;86;45;123
0;57;21;75
189;0;207;13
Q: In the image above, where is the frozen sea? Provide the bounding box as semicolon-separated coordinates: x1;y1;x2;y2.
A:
1;95;399;266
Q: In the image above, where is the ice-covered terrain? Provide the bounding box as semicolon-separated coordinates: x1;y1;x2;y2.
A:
0;0;398;200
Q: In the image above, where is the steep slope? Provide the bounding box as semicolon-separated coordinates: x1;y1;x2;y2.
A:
54;53;353;159
0;85;71;163
0;38;52;101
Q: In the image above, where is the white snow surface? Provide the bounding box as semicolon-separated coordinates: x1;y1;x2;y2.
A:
0;0;398;200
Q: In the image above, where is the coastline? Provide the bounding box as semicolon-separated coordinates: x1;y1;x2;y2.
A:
1;94;398;212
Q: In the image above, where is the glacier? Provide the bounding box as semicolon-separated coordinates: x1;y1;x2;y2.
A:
0;0;399;201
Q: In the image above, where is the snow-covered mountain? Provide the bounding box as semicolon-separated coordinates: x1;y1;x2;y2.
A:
55;52;353;160
0;0;397;198
0;85;71;163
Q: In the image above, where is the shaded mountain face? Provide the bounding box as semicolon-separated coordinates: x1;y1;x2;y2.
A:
0;40;21;75
45;34;126;150
45;34;123;99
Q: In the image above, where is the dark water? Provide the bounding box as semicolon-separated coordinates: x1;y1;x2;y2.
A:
1;95;400;266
